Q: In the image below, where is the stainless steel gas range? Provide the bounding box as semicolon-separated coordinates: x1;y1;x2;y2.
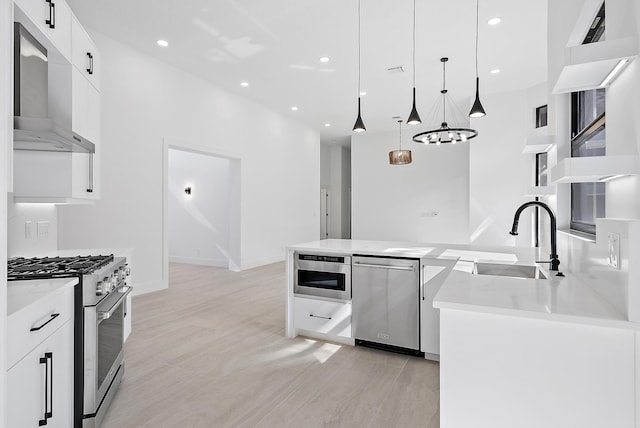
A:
8;255;132;427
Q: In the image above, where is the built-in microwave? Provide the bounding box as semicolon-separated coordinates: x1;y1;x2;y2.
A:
293;253;351;300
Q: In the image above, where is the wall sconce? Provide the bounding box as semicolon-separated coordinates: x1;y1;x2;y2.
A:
184;186;192;195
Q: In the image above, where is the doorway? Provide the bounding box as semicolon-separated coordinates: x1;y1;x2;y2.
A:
163;142;241;283
320;188;329;240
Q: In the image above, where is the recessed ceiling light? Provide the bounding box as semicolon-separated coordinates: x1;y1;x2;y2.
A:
490;69;501;74
324;123;331;127
360;91;367;96
319;57;330;63
240;82;249;87
488;17;501;25
157;39;169;47
291;106;298;111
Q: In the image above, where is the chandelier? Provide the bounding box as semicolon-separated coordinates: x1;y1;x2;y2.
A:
412;58;478;145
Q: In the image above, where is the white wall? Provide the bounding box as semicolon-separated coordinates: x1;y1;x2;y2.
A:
57;31;320;294
168;149;230;268
1;0;12;420
469;89;535;248
351;131;469;244
7;202;58;257
547;0;640;321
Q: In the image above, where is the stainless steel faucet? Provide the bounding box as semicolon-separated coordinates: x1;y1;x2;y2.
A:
509;201;563;276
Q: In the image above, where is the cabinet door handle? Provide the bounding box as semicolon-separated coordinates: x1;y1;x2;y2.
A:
87;153;94;193
39;352;53;425
309;314;332;320
30;313;60;332
86;52;94;75
45;0;55;29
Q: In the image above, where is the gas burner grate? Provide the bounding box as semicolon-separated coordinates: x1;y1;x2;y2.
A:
8;254;115;280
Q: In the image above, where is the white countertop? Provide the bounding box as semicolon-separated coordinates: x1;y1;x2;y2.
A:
288;239;638;330
7;277;78;316
433;260;638;329
287;239;538;261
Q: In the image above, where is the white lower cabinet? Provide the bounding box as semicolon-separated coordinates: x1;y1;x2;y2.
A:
7;318;73;428
439;309;636;428
294;296;352;339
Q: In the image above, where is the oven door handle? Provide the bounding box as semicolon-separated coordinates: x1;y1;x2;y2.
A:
97;286;133;323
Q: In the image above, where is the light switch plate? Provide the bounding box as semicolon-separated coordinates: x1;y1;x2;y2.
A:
607;232;620;269
25;221;34;240
37;221;50;240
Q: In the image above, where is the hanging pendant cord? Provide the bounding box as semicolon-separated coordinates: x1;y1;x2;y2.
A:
358;0;361;97
442;60;446;123
412;0;416;88
475;0;479;78
399;121;403;150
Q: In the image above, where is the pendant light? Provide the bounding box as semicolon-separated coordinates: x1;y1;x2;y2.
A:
469;0;486;118
389;119;412;165
353;0;366;132
406;0;421;125
412;58;478;144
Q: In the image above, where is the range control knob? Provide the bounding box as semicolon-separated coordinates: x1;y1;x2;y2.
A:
96;280;105;296
124;265;131;277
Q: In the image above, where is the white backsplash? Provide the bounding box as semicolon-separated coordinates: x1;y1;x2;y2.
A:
7;195;58;257
556;218;640;322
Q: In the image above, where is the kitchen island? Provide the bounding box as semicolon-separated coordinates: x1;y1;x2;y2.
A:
286;239;466;358
286;239;640;428
286;239;548;358
433;256;640;428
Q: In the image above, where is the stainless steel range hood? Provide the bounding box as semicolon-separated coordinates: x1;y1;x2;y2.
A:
13;23;95;153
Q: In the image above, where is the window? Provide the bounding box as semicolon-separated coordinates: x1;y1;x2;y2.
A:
533;152;548;248
536;152;548;186
582;2;605;44
570;88;606;235
535;105;548;128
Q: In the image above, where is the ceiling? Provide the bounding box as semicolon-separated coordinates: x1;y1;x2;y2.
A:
66;0;547;145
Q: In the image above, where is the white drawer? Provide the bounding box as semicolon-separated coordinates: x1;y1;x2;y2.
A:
294;296;351;338
7;284;74;369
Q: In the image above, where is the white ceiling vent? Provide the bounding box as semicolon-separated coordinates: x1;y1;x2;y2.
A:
386;66;405;74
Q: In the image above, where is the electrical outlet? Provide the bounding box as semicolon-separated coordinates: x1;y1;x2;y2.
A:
607;232;620;269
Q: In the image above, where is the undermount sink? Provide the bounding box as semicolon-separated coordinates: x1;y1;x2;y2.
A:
473;261;548;280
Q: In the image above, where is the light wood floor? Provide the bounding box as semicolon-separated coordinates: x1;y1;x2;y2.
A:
102;262;440;428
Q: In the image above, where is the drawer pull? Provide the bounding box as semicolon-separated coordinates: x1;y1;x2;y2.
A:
39;352;53;425
30;313;60;332
309;314;332;320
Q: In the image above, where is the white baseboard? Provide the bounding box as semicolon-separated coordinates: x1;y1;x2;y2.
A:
241;254;285;270
169;256;228;268
130;278;167;296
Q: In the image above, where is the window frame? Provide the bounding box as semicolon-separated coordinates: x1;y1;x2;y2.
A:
569;92;606;235
535;105;548;128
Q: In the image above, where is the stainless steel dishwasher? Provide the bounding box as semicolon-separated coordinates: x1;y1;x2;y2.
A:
352;256;422;356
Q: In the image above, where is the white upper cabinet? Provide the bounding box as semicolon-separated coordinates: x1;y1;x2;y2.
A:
12;0;101;203
71;14;100;92
14;0;72;61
